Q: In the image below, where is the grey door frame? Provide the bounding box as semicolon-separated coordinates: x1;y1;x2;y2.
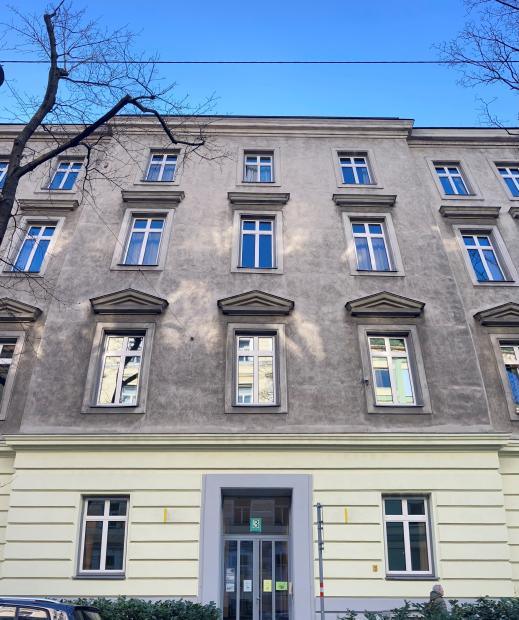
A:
199;474;314;620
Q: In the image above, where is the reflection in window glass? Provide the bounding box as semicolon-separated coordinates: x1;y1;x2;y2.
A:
123;217;165;266
497;165;519;197
351;221;391;271
500;343;519;414
49;161;82;190
98;334;144;406
13;224;56;273
240;218;275;269
339;154;372;184
369;336;415;405
244;153;273;183
145;153;177;182
462;233;505;282
434;163;469;195
0;338;17;408
236;334;276;406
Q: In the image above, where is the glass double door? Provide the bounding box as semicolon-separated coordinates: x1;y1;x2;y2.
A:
223;538;289;620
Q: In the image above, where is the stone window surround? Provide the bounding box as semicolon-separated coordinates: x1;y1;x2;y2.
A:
224;321;288;414
1;215;65;277
81;320;156;415
32;155;85;196
236;146;282;188
133;148;182;187
488;158;519;202
357;323;432;415
425;157;482;200
110;207;175;272
452;223;519;287
490;333;519;421
342;211;404;277
75;494;130;580
231;208;284;274
0;329;25;421
331;147;384;189
199;473;314;620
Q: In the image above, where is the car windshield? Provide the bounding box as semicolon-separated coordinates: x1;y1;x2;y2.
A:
74;610;102;620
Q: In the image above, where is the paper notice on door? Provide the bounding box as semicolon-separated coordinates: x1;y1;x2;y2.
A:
263;579;272;592
276;581;288;591
225;568;235;592
243;579;252;592
225;583;235;593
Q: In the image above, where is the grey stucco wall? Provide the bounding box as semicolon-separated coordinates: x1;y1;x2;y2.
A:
0;117;517;435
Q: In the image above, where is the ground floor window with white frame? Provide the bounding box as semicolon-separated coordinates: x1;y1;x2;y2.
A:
79;496;129;575
383;495;433;576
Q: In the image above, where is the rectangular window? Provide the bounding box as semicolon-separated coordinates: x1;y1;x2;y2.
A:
0;338;17;408
369;336;415;405
351;221;391;271
500;343;519;414
497;164;519;198
97;333;144;406
384;496;432;575
123;216;165;266
434;163;469;195
235;333;276;406
0;162;7;189
12;224;56;273
240;217;275;269
339;154;372;185
145;153;177;182
79;497;128;574
49;161;82;190
244;153;273;183
462;233;506;282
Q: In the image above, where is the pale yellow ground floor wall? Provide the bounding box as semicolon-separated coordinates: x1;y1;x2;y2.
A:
0;434;518;602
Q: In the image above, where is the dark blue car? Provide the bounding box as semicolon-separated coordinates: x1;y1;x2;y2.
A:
0;599;102;620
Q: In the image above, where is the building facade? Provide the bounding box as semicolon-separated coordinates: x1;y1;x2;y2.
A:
0;116;518;617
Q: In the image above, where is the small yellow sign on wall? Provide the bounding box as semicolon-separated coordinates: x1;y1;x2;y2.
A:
276;581;288;591
263;579;272;592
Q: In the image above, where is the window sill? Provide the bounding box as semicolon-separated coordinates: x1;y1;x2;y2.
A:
236;181;281;188
386;574;437;581
74;573;126;580
111;264;162;272
82;405;145;415
0;271;44;278
351;270;404;277
338;183;384;190
226;405;287;415
34;188;78;195
232;267;283;275
369;405;431;415
133;179;181;187
439;194;484;201
471;280;518;287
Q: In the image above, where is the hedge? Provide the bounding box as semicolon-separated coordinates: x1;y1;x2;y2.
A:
67;598;220;620
339;597;519;619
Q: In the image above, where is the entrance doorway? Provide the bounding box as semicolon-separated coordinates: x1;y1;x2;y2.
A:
221;495;290;620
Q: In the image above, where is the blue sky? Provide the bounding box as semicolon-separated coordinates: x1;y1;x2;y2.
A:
1;0;517;126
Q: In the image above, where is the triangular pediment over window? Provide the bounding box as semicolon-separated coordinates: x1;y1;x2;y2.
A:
218;290;294;316
345;291;425;318
474;302;519;327
0;298;42;322
90;288;168;315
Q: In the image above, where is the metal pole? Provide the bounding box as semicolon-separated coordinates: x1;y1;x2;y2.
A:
316;502;325;620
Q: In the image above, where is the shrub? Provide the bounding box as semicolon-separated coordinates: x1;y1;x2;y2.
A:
67;597;221;620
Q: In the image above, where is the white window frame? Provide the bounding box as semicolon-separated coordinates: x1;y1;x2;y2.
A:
48;160;83;191
338;152;373;185
82;322;155;414
434;163;470;196
243;152;274;183
0;161;7;189
490;334;519;420
2;217;64;276
0;331;25;421
341;212;404;276
231;209;284;274
225;323;288;414
495;162;519;199
122;215;166;266
239;217;275;269
368;335;416;406
111;208;175;271
332;148;383;188
235;333;277;406
358;325;431;414
144;152;178;182
453;224;518;286
78;496;129;576
460;232;506;282
426;158;481;200
383;495;434;577
236;147;281;187
11;224;56;273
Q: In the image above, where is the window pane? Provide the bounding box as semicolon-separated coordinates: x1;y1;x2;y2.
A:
373;357;392;403
244;164;257;182
238;385;253;404
120;356;140;404
506;368;519;407
242;221;255;230
409;522;429;571
260;165;272;182
341;166;355;184
352;223;365;234
356;166;371;184
128;336;143;351
28;239;50;272
369;337;386;353
133;220;147;229
259;221;272;231
82;521;103;570
13;238;35;271
354;237;372;270
389;338;405;352
477;236;491;247
98;356;120;404
147;164;161;181
368;224;382;234
258;234;273;268
505;177;519;197
62;171;79;190
463;235;474;246
238;337;253;351
452;175;468;195
407;499;425;515
43;226;55;236
258;337;273;352
386;522;406;571
384;498;402;515
105;521;126;570
142;231;161;265
87;499;105;516
49;171;65;189
241;234;255;268
501;346;517;364
0;366;8;405
439;176;453;194
238;356;254;399
258;356;274;404
0;606;16;620
106;336;124;352
161;164;175;182
483;249;505;281
393;357;414;404
109;499;127;516
125;232;144;265
372;237;390;271
468;249;488;281
150;219;164;230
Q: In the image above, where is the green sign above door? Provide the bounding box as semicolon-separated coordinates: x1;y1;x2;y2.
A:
249;517;262;532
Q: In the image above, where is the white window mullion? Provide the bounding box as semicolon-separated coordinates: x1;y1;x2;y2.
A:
476;243;494;281
99;500;109;571
137;224;151;265
366;233;377;270
114;339;127;405
253;339;259;404
254;221;260;268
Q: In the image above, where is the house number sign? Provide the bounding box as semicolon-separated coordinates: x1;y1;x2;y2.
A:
249;517;262;532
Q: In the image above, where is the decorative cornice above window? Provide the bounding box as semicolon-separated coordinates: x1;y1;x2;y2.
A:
333;194;396;212
509;206;519;219
227;192;290;208
18;198;79;212
121;190;184;208
474;302;519;327
346;291;425;318
439;205;501;220
0;297;42;322
218;290;294;316
90;288;168;315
